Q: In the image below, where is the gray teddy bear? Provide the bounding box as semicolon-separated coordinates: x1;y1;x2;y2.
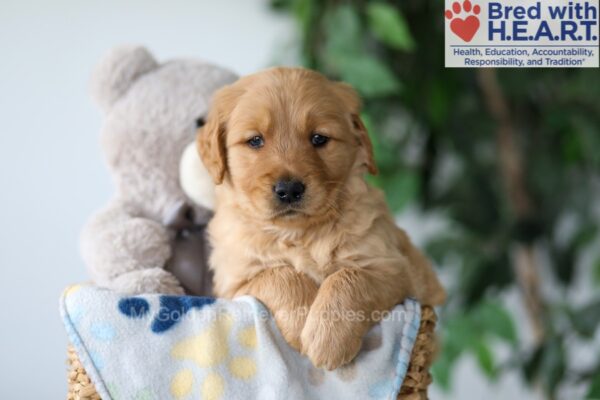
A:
81;46;237;295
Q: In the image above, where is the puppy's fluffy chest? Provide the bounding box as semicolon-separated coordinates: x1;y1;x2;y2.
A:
272;231;342;282
209;184;394;297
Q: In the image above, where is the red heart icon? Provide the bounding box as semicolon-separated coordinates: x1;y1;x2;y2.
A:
450;15;480;42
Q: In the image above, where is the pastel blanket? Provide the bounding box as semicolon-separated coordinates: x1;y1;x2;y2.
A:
60;284;421;400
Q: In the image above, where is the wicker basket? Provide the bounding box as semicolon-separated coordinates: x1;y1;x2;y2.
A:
67;306;437;400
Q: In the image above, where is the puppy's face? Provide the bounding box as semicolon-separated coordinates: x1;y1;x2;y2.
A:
198;68;377;226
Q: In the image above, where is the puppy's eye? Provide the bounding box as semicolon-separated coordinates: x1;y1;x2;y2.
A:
311;133;329;147
247;135;264;149
195;117;206;128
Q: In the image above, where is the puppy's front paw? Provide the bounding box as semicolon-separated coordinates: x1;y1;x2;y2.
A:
273;306;309;352
300;310;362;370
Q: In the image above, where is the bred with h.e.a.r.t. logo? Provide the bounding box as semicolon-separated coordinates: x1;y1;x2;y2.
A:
445;0;599;68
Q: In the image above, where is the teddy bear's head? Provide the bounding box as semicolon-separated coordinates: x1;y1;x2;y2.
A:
91;46;237;221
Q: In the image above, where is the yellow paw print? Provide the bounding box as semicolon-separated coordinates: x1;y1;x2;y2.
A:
169;312;258;400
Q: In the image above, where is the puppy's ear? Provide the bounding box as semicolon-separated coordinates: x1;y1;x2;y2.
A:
333;83;378;175
197;85;242;184
197;109;226;184
351;114;378;175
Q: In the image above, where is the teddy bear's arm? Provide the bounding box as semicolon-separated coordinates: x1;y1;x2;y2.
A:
80;201;184;295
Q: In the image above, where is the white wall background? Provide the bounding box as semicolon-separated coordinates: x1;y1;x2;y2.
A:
0;1;538;399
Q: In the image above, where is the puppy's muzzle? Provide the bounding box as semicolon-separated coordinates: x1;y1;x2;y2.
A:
273;179;305;204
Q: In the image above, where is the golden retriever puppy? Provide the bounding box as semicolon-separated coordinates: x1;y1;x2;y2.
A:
198;67;445;370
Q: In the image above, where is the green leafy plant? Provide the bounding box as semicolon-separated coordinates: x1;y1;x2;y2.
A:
271;0;600;398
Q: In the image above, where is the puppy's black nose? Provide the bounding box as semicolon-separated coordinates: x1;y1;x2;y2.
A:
273;179;305;203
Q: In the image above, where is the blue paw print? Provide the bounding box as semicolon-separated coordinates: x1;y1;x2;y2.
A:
118;295;216;333
118;297;150;318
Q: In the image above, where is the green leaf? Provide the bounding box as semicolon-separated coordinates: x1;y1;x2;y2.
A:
523;345;544;383
431;352;453;391
323;5;362;58
293;0;314;30
594;259;600;286
362;112;398;169
444;315;479;359
562;129;584;163
586;372;600;399
366;3;415;51
329;54;401;98
428;81;450;129
323;5;400;97
569;299;600;338
383;171;419;211
573;223;598;249
549;219;594;285
551;245;576;285
473;339;496;378
540;337;566;396
270;0;293;11
432;315;474;391
476;301;518;345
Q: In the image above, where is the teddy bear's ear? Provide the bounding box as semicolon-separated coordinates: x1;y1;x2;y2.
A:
90;45;158;112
